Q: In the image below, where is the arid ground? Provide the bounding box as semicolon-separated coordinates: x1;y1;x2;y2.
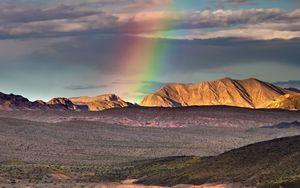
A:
0;107;299;187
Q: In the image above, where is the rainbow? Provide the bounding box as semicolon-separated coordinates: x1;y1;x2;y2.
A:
116;3;177;103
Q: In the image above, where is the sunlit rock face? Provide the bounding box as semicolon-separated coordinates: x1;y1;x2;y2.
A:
141;77;298;109
267;94;300;110
69;94;133;111
47;97;88;111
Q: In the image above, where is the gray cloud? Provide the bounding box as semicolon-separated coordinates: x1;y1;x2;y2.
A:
273;80;300;89
149;37;300;73
24;35;300;75
65;84;108;90
0;4;99;24
0;2;300;40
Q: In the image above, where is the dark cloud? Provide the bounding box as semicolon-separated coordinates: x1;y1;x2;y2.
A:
152;37;300;73
25;35;300;76
0;4;300;40
273;80;300;89
0;4;99;24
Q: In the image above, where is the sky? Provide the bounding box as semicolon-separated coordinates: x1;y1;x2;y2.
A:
0;0;300;103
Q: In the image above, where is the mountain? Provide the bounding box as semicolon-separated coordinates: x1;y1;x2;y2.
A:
0;92;89;111
1;78;299;111
267;94;300;110
107;135;300;187
0;92;132;112
0;92;47;111
141;77;298;109
47;98;88;111
69;94;133;111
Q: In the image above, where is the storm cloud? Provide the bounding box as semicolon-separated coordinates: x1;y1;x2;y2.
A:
0;1;300;40
24;36;300;74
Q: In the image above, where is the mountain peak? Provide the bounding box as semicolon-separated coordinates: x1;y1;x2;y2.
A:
0;92;47;110
220;77;234;81
47;97;88;111
69;94;132;111
141;78;297;109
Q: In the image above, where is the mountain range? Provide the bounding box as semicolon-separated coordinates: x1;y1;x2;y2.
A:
0;92;134;111
0;78;299;111
141;77;299;110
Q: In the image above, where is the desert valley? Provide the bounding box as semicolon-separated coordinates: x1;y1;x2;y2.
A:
0;78;300;188
1;0;300;187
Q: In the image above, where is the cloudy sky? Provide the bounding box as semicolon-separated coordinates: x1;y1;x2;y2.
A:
0;0;300;103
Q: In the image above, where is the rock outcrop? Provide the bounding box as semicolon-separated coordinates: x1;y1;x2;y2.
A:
47;98;88;111
267;94;300;110
69;94;132;111
0;92;47;111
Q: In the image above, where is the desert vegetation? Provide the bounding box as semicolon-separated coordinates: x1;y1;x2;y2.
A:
0;107;299;187
95;136;300;187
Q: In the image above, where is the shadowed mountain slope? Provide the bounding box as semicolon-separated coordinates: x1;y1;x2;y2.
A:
0;92;132;112
108;135;300;187
0;92;47;111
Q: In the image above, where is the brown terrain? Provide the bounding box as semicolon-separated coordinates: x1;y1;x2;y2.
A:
1;78;300;112
141;78;299;110
0;92;132;112
267;94;300;110
0;92;47;111
48;97;89;111
0;106;299;166
69;94;133;111
0;77;299;187
0;106;299;128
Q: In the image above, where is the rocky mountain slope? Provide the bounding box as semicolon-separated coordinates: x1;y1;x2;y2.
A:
1;78;299;111
1;119;300;186
47;98;88;111
141;77;298;109
267;94;300;110
0;92;132;111
69;94;132;111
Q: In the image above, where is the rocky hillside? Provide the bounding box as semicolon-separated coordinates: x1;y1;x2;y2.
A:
0;92;132;112
0;92;47;111
69;94;132;111
267;94;300;110
108;135;300;187
141;77;298;109
47;98;88;111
